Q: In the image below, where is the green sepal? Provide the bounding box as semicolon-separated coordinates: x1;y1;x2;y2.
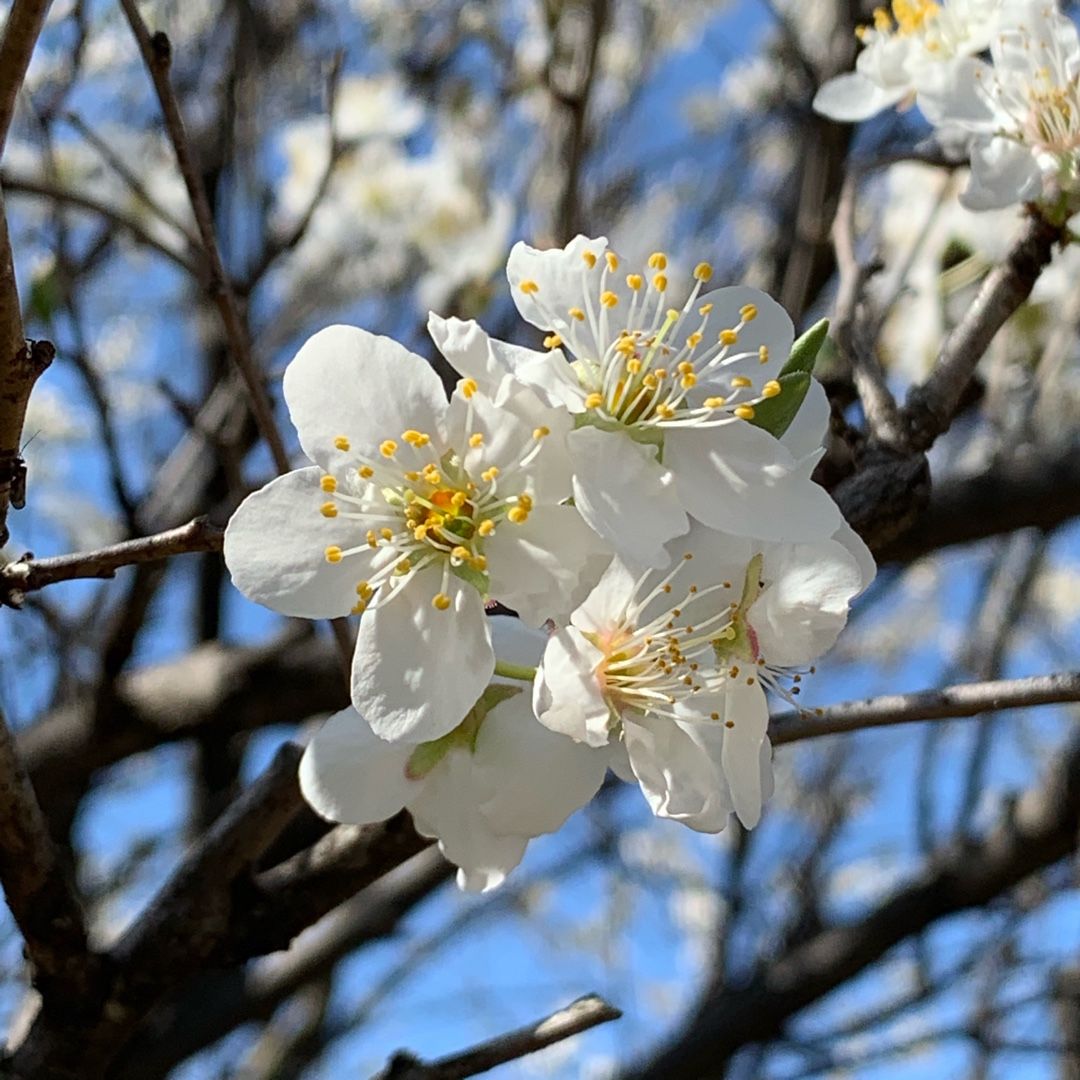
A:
747;370;812;439
783;318;829;377
404;683;522;779
450;561;490;595
747;318;829;439
712;553;763;664
573;411;664;449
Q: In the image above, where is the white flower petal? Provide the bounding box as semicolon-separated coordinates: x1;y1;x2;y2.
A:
409;752;528;892
474;690;607;835
283;325;448;471
224;467;374;618
352;566;494;742
750;539;863;668
299;707;413;823
813;71;907;122
718;679;770;829
534;626;610;747
485;503;609;625
780;376;830;462
569;425;688;570
666;421;840;542
962;135;1044;210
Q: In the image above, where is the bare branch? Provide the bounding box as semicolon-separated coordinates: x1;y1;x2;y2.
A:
117;0;290;474
0;0;53;155
1;517;223;605
905;210;1065;451
770;672;1080;745
377;994;622;1080
0;702;98;1006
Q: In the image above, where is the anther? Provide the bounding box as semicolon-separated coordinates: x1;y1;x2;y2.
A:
724;719;735;729
359;465;374;479
481;466;499;482
533;425;550;439
320;501;338;518
432;593;452;610
478;519;496;536
380;439;398;458
740;303;758;322
544;334;562;349
605;251;619;271
469;433;484;448
693;261;713;282
402;429;430;447
734;405;755;420
762;380;782;398
460;378;478;398
582;251;597;268
699;302;714;315
568;307;586;321
719;328;739;346
652;273;668;292
334;436;350;451
508;507;529;524
325;546;343;563
627;273;643;290
381;528;393;540
759;345;769;364
585;392;604;409
648;252;667;270
519;279;539;294
320;475;337;492
730;375;753;389
600;290;619;308
366;529;378;548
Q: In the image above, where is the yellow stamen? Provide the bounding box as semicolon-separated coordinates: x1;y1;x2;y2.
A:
582;251;597;268
334;436;350;451
325;546;343;563
626;273;643;290
568;307;586;321
320;475;337;492
648;252;667;270
600;290;619;308
693;261;713;282
481;466;499;482
519;279;539;294
380;439;397;458
585;392;604;409
731;375;753;389
734;404;755;420
605;251;619;271
759;345;769;364
508;506;529;524
699;302;714;315
320;501;338;518
469;432;484;448
739;303;758;322
356;581;373;598
652;273;667;292
544;333;562;349
762;380;782;398
704;396;727;409
432;592;452;610
719;328;738;346
533;425;550;439
478;519;496;537
402;429;430;447
460;378;478;398
358;465;374;479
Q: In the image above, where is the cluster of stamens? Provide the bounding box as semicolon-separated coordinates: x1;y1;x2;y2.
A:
857;0;940;42
518;249;782;433
592;554;742;727
318;381;549;613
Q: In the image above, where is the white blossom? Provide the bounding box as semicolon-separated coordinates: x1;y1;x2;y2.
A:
919;1;1080;210
299;618;608;892
224;325;605;744
534;523;873;832
814;0;1002;122
436;235;842;569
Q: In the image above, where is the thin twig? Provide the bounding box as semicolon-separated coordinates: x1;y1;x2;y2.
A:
118;0;290;474
904;209;1065;451
830;171;906;449
0;517;224;605
1;169;201;274
376;995;622;1080
770;672;1080;745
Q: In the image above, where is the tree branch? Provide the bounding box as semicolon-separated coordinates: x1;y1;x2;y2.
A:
0;0;53;156
626;731;1080;1079
0;702;99;1010
117;0;290;474
770;672;1080;746
904;210;1065;451
377;994;622;1080
0;517;223;605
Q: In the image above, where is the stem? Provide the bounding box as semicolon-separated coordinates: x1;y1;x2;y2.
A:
493;660;537;683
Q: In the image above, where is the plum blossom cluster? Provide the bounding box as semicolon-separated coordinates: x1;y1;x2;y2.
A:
224;237;875;891
815;0;1080;215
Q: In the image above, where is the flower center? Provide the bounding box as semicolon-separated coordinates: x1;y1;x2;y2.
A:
516;248;782;435
317;400;549;613
858;0;939;41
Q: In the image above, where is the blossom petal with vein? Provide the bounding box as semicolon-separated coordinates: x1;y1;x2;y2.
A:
813;0;1002;122
299;618;608;892
534;523;873;832
919;0;1080;210
224;325;606;743
438;236;840;568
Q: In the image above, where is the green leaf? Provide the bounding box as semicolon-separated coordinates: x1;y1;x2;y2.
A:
29;268;62;325
747;370;811;439
782;318;829;377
